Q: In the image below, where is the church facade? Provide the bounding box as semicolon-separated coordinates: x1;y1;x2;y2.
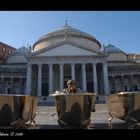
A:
0;24;140;97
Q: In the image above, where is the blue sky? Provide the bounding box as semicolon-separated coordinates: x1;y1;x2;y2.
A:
0;11;140;54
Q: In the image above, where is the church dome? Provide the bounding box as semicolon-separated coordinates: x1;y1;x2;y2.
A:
104;44;127;61
7;47;30;63
33;24;101;52
12;46;30;56
105;44;125;54
39;25;95;41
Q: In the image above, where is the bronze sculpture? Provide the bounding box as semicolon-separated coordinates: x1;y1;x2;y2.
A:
52;80;96;129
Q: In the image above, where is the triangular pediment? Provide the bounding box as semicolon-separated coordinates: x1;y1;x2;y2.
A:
34;44;98;57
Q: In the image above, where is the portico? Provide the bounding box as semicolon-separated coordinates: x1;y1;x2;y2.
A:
26;56;109;96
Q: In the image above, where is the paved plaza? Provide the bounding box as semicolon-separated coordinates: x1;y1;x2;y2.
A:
0;100;140;130
29;103;140;129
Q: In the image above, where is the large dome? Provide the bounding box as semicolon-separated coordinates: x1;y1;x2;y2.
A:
33;24;101;52
104;44;127;61
39;25;95;41
105;44;125;54
7;47;30;63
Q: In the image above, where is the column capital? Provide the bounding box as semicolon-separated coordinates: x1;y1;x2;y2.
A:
48;63;53;67
71;63;75;66
27;63;32;67
59;63;64;66
82;63;86;65
92;62;97;65
103;62;108;66
37;62;42;67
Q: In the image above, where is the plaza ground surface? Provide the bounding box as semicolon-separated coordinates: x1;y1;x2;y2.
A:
29;103;140;129
0;103;140;130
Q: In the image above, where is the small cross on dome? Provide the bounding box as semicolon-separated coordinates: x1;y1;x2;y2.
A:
65;20;68;26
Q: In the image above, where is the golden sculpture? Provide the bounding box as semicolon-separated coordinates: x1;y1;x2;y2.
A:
106;91;140;129
0;94;38;128
52;80;96;129
63;80;77;93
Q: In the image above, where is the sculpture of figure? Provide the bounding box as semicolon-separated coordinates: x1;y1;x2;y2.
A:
63;80;77;94
53;79;96;128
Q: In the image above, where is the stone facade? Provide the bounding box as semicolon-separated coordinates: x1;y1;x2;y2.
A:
0;25;140;97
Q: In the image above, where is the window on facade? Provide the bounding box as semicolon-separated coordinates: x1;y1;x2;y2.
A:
7;88;11;94
8;50;12;54
134;85;138;91
2;47;6;52
124;86;128;91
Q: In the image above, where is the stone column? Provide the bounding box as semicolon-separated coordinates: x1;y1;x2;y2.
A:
82;63;87;91
49;63;53;95
92;63;98;94
26;64;32;95
103;63;109;95
60;63;64;90
71;63;75;81
37;63;42;97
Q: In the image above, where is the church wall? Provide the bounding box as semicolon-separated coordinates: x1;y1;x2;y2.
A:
7;55;27;63
107;53;127;61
